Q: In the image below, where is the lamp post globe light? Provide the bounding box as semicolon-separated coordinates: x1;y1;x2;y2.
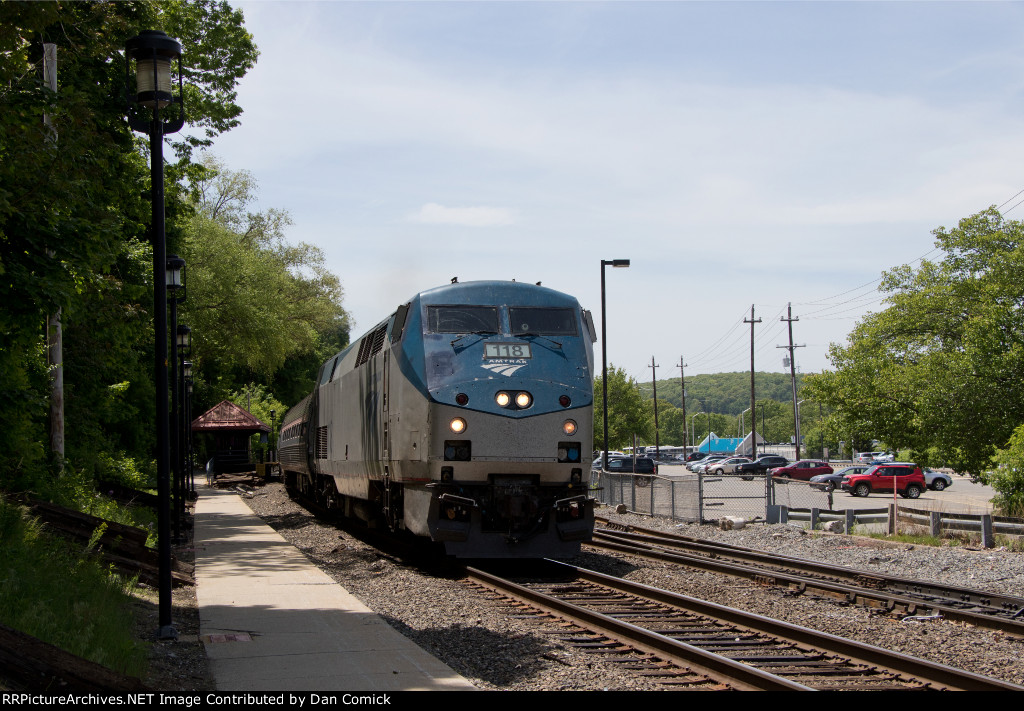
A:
600;259;629;471
125;29;185;640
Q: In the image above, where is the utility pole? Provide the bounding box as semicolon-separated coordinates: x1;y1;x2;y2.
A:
677;356;688;453
44;43;64;473
744;306;761;459
649;356;660;457
778;303;805;460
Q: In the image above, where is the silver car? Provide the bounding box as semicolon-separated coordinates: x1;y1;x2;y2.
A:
706;456;753;475
923;468;954;491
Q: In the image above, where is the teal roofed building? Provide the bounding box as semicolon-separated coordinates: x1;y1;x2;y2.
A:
696;432;766;456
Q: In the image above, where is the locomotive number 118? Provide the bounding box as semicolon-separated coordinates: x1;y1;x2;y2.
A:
483;343;533;359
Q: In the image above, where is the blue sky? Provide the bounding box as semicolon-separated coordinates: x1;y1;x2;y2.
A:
206;1;1024;384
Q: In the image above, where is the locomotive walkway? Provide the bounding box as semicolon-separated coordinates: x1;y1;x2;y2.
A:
193;485;476;691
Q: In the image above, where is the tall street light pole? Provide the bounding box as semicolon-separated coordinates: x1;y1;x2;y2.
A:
125;29;185;640
600;259;630;470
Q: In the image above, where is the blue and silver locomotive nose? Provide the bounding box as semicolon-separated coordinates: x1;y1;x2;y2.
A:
283;280;597;559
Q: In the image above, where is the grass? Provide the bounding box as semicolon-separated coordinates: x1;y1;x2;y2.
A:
0;497;149;678
860;526;1024;551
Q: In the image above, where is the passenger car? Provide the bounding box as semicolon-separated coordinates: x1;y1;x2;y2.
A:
706;456;752;475
770;460;833;481
689;456;727;473
736;455;789;476
856;451;891;464
923;468;954;491
604;456;657;475
840;463;926;498
809;465;868;492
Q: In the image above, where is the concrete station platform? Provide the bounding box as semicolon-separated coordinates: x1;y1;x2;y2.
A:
193;485;477;691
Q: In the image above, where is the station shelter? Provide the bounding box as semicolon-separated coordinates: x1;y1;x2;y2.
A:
191;400;270;474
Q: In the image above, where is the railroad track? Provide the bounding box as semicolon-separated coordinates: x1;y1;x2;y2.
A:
590;517;1024;637
465;561;1024;691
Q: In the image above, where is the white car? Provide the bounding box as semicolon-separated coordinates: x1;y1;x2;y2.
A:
691;456;727;473
707;456;753;475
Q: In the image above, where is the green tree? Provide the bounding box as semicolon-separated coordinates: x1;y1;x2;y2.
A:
229;383;285;459
988;424;1024;516
593;365;652;451
181;156;349;383
0;1;257;489
805;207;1024;478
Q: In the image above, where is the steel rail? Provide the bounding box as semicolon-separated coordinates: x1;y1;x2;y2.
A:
543;560;1024;691
592;521;1024;636
465;565;813;691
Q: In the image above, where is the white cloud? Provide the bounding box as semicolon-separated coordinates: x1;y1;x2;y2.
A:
408;202;515;227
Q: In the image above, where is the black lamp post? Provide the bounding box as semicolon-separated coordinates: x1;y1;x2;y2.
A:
167;257;185;542
183;360;194;496
176;324;191;530
269;409;276;462
125;29;185;640
600;259;630;470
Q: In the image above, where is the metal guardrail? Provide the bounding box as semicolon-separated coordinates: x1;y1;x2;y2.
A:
764;504;1024;548
591;468;1023;548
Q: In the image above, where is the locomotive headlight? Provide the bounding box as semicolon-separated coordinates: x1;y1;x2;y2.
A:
562;419;578;435
515;391;532;409
449;417;467;434
495;392;511;407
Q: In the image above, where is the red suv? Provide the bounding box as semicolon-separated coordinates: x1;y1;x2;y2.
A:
840;463;925;499
770;460;833;481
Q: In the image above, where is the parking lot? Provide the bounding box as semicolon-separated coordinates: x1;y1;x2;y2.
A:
658;462;998;515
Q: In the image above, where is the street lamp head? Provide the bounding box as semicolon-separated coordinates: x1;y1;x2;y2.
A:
182;360;192;379
125;30;185;132
176;324;191;351
166;255;185;292
601;259;631;268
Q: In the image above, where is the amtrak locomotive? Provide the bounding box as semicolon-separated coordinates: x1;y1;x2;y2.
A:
279;280;596;558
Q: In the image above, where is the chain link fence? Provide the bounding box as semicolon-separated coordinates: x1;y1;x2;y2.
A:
590;468;834;523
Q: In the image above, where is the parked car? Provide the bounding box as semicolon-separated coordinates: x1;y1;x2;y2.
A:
770;460;834;481
841;463;926;498
922;468;954;491
685;451;710;462
856;451;892;464
736;455;790;478
809;465;868;492
692;456;724;473
690;455;728;473
706;456;753;475
592;452;626;470
603;456;658;475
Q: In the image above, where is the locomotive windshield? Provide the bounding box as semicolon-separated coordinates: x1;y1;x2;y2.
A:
509;307;577;336
427;305;499;333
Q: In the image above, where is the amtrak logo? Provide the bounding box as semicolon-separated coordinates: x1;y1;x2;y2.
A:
481;359;528;377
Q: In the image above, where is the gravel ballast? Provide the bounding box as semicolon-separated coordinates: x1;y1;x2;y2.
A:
236;483;1024;691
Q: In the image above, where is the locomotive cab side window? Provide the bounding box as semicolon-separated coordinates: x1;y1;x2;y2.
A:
509;307;578;336
427;306;499;334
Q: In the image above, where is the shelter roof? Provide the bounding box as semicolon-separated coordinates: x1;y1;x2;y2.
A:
191;400;270;433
